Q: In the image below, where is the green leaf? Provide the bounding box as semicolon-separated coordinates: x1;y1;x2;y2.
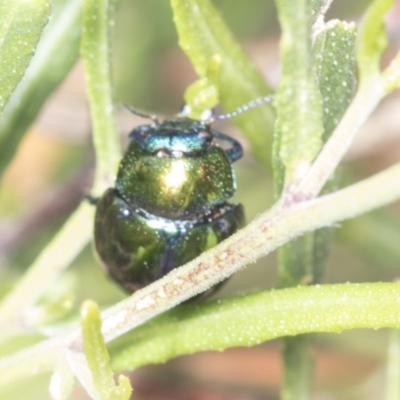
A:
314;20;357;140
272;5;354;399
171;0;275;169
278;20;358;288
357;0;395;85
311;0;332;18
0;0;81;180
109;283;400;371
81;0;121;192
273;0;323;192
81;300;132;400
0;0;51;114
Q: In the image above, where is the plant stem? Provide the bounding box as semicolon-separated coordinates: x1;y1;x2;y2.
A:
0;203;94;334
81;0;120;193
296;77;384;199
99;160;400;341
282;336;313;400
384;329;400;400
1;147;400;390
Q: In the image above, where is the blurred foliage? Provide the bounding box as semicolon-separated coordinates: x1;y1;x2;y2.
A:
113;0;277;111
0;0;399;399
0;0;397;324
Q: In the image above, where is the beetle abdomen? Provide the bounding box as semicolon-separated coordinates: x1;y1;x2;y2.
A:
94;188;244;293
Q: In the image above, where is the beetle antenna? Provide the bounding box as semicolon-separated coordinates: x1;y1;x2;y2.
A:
120;103;159;124
216;95;274;121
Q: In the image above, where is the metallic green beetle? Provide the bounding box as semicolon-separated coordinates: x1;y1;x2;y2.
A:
94;114;244;294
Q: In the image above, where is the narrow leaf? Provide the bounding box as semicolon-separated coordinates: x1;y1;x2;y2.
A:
109;282;400;371
0;0;51;114
81;0;121;192
313;20;357;140
273;0;323;192
0;0;81;179
171;0;275;169
81;300;132;400
357;0;395;85
311;0;333;19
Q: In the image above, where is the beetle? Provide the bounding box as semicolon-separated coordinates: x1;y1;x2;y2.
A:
94;109;244;295
93;96;273;295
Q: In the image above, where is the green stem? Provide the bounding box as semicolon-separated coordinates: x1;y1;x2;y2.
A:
0;203;94;334
81;0;120;193
297;77;384;199
282;336;313;400
384;329;400;400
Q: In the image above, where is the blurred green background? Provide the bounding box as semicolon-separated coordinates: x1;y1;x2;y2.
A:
1;0;400;399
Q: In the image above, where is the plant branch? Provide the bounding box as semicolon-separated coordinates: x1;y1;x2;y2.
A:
0;158;399;385
98;160;400;341
295;0;400;200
